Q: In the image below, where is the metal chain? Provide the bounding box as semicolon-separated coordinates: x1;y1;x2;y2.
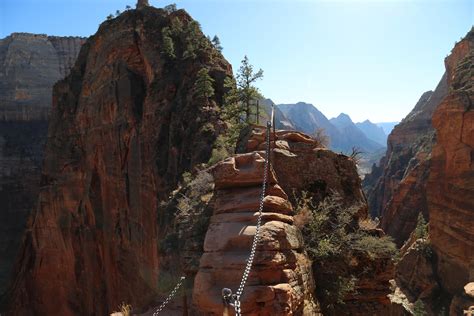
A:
152;276;186;316
232;119;272;316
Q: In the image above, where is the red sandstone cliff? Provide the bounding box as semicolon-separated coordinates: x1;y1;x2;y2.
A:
363;74;447;246
3;7;231;315
427;28;474;314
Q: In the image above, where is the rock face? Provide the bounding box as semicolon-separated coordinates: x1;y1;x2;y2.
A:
193;126;396;315
193;152;318;315
363;73;448;245
3;7;232;316
0;33;84;297
0;33;85;120
427;28;474;312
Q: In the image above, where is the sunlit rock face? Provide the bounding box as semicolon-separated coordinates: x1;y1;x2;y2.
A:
363;73;447;246
2;7;232;315
427;27;474;314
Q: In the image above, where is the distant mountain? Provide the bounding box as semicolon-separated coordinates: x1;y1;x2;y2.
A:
375;121;398;134
330;113;385;153
278;102;337;136
259;98;295;130
355;120;387;146
276;103;385;154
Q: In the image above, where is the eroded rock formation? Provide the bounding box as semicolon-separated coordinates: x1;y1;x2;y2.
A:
193;151;317;315
0;33;84;297
3;7;231;315
377;27;474;314
363;73;447;246
427;27;474;313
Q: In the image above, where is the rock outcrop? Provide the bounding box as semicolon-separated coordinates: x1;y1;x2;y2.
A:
372;27;474;314
0;33;84;297
3;7;232;316
193;151;318;315
192;126;397;315
363;73;448;246
427;27;474;313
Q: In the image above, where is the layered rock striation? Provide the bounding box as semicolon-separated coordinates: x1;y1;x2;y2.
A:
427;27;474;313
363;73;447;246
193;151;318;315
3;7;231;316
0;33;85;120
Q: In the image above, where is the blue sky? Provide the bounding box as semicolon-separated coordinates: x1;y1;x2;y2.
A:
1;0;472;122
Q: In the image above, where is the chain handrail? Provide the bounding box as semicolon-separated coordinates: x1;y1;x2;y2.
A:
222;104;274;316
155;104;275;316
152;276;186;316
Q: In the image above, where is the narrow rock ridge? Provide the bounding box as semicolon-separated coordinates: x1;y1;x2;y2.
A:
193;151;318;315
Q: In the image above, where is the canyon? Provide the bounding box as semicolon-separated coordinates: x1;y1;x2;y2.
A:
0;33;85;296
364;27;474;314
0;2;472;316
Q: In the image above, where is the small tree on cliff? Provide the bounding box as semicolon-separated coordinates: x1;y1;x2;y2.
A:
194;68;215;104
236;55;263;122
164;3;177;13
212;35;223;52
415;212;428;239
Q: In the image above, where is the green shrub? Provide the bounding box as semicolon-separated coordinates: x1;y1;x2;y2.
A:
415;212;428;239
296;193;398;312
413;299;427;316
353;234;397;260
161;27;176;59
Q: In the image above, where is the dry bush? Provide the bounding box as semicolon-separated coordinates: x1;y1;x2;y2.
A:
312;127;330;148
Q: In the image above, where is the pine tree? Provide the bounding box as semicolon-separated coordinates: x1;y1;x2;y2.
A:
194;68;215;102
236;55;263;122
415;212;428;239
164;3;177;13
212;35;223;52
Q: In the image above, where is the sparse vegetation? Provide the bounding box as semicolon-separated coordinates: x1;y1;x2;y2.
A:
295;193;397;311
349;146;363;164
164;3;177;13
107;14;114;20
113;302;132;316
212;35;223;52
312;127;329;147
413;299;427;316
161;27;176;59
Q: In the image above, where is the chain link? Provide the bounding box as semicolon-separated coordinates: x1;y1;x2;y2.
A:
152;276;186;316
232;119;272;316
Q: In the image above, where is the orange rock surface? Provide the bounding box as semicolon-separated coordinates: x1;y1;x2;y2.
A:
3;7;232;315
427;28;474;310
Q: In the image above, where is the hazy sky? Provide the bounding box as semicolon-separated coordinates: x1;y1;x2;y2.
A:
1;0;472;122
